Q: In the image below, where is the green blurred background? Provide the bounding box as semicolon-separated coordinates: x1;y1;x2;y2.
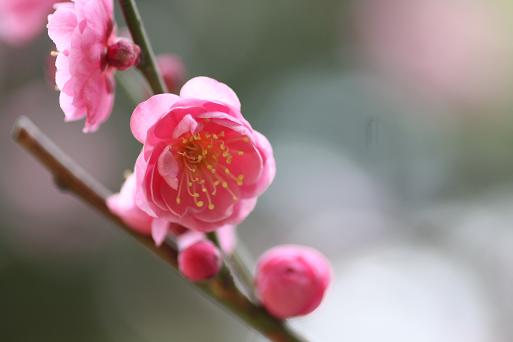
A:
2;0;513;341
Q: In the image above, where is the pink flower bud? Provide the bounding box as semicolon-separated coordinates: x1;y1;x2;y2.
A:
157;54;186;93
106;38;141;70
255;245;331;319
178;240;221;281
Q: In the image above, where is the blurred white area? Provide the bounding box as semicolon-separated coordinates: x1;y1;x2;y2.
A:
296;246;497;342
254;139;394;256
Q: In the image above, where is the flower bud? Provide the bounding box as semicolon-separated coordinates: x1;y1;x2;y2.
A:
255;245;331;319
178;240;221;282
157;54;185;93
106;38;141;70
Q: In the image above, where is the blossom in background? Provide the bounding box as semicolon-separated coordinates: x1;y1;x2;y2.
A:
157;54;186;94
47;0;140;132
107;173;237;248
255;245;331;318
0;0;59;46
355;0;508;106
130;76;275;232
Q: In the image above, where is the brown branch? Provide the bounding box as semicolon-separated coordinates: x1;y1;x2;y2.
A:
12;116;307;342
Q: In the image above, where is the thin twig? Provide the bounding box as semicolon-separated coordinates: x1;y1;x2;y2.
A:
12;116;307;342
118;0;168;94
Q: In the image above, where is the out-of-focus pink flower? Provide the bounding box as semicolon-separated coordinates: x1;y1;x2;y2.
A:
107;174;238;248
0;0;59;46
131;76;275;232
47;0;140;132
255;245;331;319
178;240;221;281
107;173;174;246
355;0;508;106
157;54;186;94
107;173;153;236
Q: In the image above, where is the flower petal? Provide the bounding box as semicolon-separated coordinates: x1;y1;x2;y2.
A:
180;76;241;111
131;93;180;143
151;217;169;246
172;114;198;139
157;145;179;189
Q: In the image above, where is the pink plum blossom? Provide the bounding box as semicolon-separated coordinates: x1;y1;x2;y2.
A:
355;0;508;105
107;173;238;249
47;0;140;132
0;0;59;46
255;245;331;319
130;76;275;232
178;240;221;281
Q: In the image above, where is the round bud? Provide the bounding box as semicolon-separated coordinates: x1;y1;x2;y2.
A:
178;241;221;282
106;38;141;70
157;54;185;93
255;245;331;319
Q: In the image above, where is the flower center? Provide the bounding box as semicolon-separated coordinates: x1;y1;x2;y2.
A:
174;130;248;210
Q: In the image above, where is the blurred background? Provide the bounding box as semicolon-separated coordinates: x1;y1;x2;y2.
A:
2;0;513;341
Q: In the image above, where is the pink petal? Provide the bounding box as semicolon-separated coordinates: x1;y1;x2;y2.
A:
241;131;276;197
106;174;152;235
172;114;198;139
157;146;179;189
216;224;237;255
176;230;205;251
151;217;169;246
180;76;241;111
131;93;180;143
134;150;158;217
47;3;77;51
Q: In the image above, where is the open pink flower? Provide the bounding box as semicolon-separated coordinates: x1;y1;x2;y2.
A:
0;0;59;46
131;76;275;232
255;245;331;319
47;0;139;132
107;173;238;248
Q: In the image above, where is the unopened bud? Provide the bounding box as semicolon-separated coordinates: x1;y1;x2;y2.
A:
157;54;185;93
255;245;331;319
106;38;141;70
179;240;221;282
